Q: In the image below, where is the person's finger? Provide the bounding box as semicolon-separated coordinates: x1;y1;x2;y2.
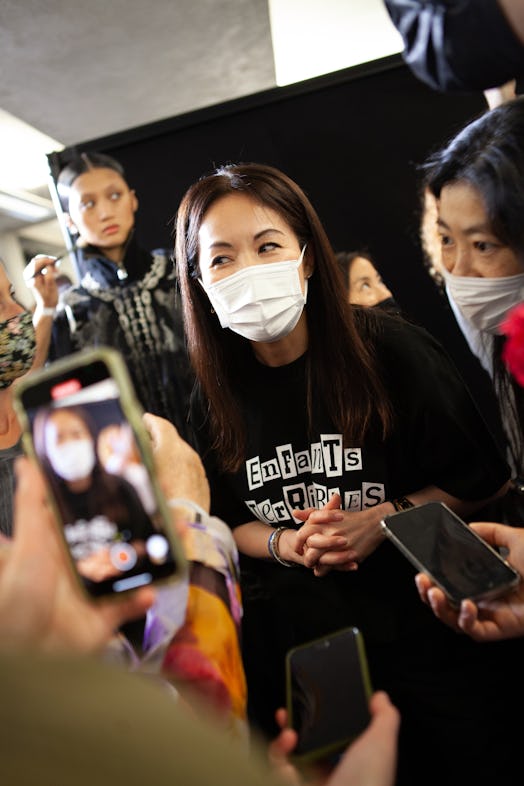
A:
274;707;289;729
12;457;61;552
96;586;156;630
368;690;401;734
457;599;479;632
267;713;300;786
23;255;58;281
292;494;342;525
142;411;177;449
414;573;432;604
469;521;513;550
295;514;345;552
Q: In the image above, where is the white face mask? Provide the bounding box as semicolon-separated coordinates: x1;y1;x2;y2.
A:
200;246;308;343
47;438;96;482
443;269;524;334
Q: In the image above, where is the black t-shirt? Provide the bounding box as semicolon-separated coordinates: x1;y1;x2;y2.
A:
192;314;510;646
190;313;524;784
195;315;509;532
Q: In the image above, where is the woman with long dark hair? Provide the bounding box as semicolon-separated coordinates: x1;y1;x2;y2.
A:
174;161;523;785
33;404;154;583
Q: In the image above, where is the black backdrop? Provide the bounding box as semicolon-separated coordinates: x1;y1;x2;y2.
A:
48;54;503;428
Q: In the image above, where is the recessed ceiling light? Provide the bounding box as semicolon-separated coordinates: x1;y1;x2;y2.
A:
0;190;54;222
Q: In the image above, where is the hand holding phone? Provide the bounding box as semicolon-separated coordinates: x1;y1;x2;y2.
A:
381;501;520;607
286;626;372;765
14;347;187;600
0;456;156;652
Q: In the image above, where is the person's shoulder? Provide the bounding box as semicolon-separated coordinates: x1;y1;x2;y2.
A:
355;307;438;353
151;247;171;260
58;283;89;307
355;308;456;380
145;248;177;285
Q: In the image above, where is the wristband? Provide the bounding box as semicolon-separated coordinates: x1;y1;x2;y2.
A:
392;496;415;512
168;497;207;521
39;307;56;317
267;526;295;567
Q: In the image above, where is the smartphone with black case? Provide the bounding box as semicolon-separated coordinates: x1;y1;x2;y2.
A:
286;626;372;765
381;501;520;607
14;346;187;599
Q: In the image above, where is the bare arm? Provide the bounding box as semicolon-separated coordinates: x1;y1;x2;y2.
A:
234;483;508;574
23;255;59;371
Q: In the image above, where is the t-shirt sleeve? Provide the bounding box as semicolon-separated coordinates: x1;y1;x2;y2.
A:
375;316;510;500
190;389;252;529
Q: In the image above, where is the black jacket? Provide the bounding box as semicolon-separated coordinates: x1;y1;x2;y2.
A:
385;0;524;91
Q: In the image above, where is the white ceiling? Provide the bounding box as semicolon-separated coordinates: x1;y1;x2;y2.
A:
0;0;401;249
0;0;277;145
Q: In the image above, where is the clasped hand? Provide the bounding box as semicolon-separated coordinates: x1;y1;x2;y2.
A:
291;494;387;577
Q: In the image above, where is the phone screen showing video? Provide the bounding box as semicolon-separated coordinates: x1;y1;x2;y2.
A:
287;627;371;761
21;359;181;597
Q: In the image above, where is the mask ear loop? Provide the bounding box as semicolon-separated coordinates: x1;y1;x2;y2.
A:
196;277;216;314
299;243;314;280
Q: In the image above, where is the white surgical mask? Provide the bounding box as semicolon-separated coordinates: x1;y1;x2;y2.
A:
201;246;308;343
47;438;96;482
443;269;524;335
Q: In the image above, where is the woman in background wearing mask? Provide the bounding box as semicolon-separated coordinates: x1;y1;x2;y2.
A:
97;421;157;515
421;95;524;521
174;162;524;786
0;259;57;536
335;249;399;312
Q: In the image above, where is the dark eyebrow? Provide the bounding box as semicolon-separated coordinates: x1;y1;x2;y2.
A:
77;182;123;201
207;241;233;251
253;228;285;241
207;228;285;251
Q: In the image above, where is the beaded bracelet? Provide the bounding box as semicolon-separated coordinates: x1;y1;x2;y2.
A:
267;526;295;567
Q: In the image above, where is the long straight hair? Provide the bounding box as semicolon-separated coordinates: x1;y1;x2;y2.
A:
174;163;393;472
32;404;135;526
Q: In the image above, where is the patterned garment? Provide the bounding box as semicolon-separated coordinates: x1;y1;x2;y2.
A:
105;510;248;745
51;237;195;444
0;312;36;389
